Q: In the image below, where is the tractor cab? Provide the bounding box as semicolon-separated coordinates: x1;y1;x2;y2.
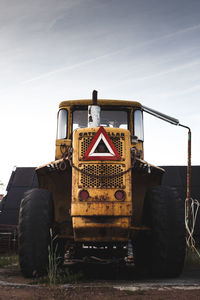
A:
56;98;144;161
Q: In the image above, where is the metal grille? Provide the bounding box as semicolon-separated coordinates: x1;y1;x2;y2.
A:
79;164;125;189
80;136;93;157
110;136;123;156
80;133;124;157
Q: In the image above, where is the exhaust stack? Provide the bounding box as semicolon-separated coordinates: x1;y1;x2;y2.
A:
88;90;101;127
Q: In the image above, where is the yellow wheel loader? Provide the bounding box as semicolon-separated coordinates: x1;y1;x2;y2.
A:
18;91;186;278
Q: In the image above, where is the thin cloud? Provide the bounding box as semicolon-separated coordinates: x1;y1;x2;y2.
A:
21;49;122;84
131;23;200;50
155;84;200;99
161;23;200;41
122;60;200;85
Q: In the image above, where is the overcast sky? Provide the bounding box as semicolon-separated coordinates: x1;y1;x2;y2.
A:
0;0;200;190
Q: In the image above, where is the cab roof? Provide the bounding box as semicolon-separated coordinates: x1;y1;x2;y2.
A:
59;99;142;109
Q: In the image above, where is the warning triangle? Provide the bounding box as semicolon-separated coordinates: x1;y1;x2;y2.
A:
83;126;121;161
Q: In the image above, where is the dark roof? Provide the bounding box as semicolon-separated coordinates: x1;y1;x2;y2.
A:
0;168;38;225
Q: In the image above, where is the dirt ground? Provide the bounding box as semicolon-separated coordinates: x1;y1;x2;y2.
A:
0;263;200;300
1;285;200;300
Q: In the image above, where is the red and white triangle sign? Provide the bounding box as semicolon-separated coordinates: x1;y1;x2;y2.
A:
83;126;121;161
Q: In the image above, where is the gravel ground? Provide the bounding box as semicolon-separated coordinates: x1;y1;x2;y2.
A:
0;262;200;299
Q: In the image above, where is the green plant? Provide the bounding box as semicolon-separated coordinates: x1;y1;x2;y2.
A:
47;230;83;285
185;246;200;266
0;254;18;267
59;267;83;284
47;229;60;284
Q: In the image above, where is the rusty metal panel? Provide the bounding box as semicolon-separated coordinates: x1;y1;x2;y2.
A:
132;160;164;227
71;127;132;242
73;216;131;242
36;159;72;237
71;202;132;216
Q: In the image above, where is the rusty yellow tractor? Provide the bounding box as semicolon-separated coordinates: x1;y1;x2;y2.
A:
18;91;186;278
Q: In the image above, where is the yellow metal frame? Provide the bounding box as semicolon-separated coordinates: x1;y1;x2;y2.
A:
36;98;164;241
56;99;143;160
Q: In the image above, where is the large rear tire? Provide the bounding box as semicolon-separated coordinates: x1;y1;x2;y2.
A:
136;186;186;278
18;188;53;278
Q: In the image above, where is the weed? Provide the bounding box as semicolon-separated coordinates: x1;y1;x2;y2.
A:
58;267;83;284
44;229;83;285
30;267;83;285
47;229;60;285
185;246;200;266
0;254;18;267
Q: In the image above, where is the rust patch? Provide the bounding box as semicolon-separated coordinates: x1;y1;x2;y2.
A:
93;194;110;202
84;217;116;224
74;226;128;241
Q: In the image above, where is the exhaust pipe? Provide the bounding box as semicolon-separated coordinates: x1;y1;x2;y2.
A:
88;90;101;127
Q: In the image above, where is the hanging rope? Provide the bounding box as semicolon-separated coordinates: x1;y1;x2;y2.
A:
185;198;200;257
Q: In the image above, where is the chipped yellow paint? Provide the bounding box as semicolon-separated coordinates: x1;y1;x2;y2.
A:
71;127;132;242
55;100;144;160
38;98;163;241
73;216;131;242
59;99;142;109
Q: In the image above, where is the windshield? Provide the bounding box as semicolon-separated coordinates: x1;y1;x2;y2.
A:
73;109;128;131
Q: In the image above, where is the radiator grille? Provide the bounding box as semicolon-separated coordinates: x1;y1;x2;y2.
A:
79;164;125;189
80;136;93;157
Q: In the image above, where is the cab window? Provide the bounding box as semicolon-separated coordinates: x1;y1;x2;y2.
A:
72;109;128;131
134;110;144;141
57;109;68;139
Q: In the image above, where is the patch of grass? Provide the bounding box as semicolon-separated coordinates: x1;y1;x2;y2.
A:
31;230;83;285
31;267;83;285
0;254;18;267
47;230;60;285
58;267;83;284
